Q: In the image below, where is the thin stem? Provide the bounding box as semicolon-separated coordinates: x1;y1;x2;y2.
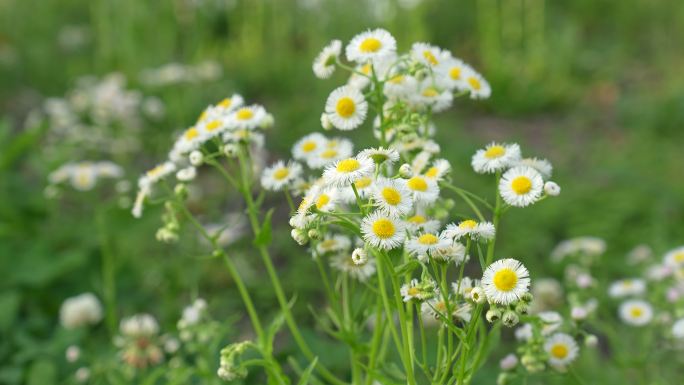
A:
96;206;117;337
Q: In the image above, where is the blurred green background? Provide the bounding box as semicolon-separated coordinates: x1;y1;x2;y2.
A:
1;0;683;383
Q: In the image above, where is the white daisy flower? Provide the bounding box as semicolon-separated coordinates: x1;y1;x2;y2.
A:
214;94;244;114
345;28;396;63
538;311;563;336
471;142;522;174
360;212;406;250
358;147;399;166
330;252;376;282
462;67;491;99
138;161;176;190
60;293;103;329
347;62;373;89
198;118;228;141
384;74;418;100
412;81;453;112
619;300;653;326
405;175;440;204
322;156;374;188
325;85;368;131
499;166;544;207
423;159;451;180
436;57;469;91
227;105;266;130
411;42;446;67
313;39;342;79
261;160;302;191
664;246;684;268
544;333;579;368
544;181;561;196
307;137;354;169
176;166;196;182
515;324;533;341
432;241;468;263
339;175;375;204
292;133;326;161
401;279;429;302
482;258;531;305
500;354;518;371
405;232;449;257
608;279;646;298
411;151;433;176
405;214;442;234
316;234;352;255
452;277;480;299
443;219;496;241
517;157;553;179
421;294;450;319
370;178;413;217
550;237;607;262
173;126;203;155
311;187;339;212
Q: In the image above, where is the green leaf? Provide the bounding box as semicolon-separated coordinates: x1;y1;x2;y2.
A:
295;357;318;385
0;291;20;332
253;209;274;246
26;359;56;385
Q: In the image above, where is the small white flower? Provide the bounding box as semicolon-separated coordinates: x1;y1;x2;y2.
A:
664;246;684;268
462;67;491;99
330;252;376;282
176;166;196;182
358;147;399;166
432;242;468;263
619;299;653;326
544;181;561;196
120;313;159;337
608;279;646;298
400;279;429;302
499;166;544;207
423;159;451;181
517;157;553;179
345;28;397;63
227;105;267;130
499;353;518;371
370;178;413;217
404;175;440;204
544;333;579;368
443;219;496;241
306;137;354;169
471;142;521;174
316;235;352;255
411;81;453;112
292;133;327;161
313;40;342;79
550;237;606;262
405;232;450;257
261;160;302;191
66;345;81;362
325;85;368;131
322;156;374;187
189;150;203;166
351;248;368;265
361;212;406;250
482;258;531;305
405;214;441;234
411;42;446;67
60;293;103;329
538;311;563;336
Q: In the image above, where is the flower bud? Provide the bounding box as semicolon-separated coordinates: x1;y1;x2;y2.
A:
260;113;274;129
502;310;519;327
291;229;308;245
176;166;196;182
496;373;510;385
189;150;203;166
515;302;529;315
224;143;239;157
307;228;321;240
320;113;333;130
571;306;588;321
544;181;561;196
351;248;368;265
66;345;80;362
486;308;502;323
470;287;486;304
585;334;598;348
399;163;412;178
520;292;534;303
499;353;518;371
174;183;188;198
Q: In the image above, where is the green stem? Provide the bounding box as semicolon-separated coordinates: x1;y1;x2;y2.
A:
96;206;117;337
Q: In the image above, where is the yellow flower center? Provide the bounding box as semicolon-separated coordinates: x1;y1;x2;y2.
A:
197;110;208;123
381;187;402;206
301;141;317;153
630;307;644;318
335;97;356;118
407;176;428;192
435;301;447;312
674;252;684;263
316;194;330;209
319;239;337;249
361;63;372;75
359;37;382;53
484;145;505;159
236;108;253;120
389;75;404;84
273;168;290;180
511;176;532;195
423;50;439;66
425;167;439;178
550;344;568;359
218;98;232;108
493;268;518;291
408;215;426;224
407;287;420;296
205;120;221;132
372;218;396;239
459;220;477;230
336;158;360;173
184;127;199;140
449;67;461;80
418;234;438;245
354;177;372;189
468;76;482;91
321;149;338;159
147;165;164;177
422;87;439;97
298;198;309;211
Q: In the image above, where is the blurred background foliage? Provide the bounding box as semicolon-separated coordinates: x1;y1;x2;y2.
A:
1;0;683;383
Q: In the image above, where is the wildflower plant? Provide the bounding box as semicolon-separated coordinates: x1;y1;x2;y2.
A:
133;29;588;385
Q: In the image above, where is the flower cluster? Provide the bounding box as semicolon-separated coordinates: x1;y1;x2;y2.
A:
139;60;222;87
47;160;124;192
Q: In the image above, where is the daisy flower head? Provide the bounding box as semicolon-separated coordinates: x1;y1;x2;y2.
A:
307;137;354;169
471;142;522;174
432;241;468;263
443;220;496;241
358;147;399;166
261;160;302;191
619;299;653;326
345;28;397;64
544;181;561;196
174;126;203;154
423;159;451;181
452;277;479;299
482;258;531;305
400;279;434;302
322;155;374;188
292;133;326;161
227;104;267;130
664;246;684;268
404;175;440;204
310;187;339;212
330;251;376;282
361;211;406;250
347;62;373;89
198;117;228;141
371;178;413;216
412;80;453;112
538;311;563;336
544;333;579;369
517;157;553;179
608;279;646;298
437;57;468;91
139;161;176;190
499;166;544;207
411;42;446;68
313;39;342;79
384;73;418;100
325;85;368;131
405;232;449;258
316;234;352;255
462;66;491;99
215;94;244;114
421;294;450;320
405;214;441;234
339;175;375;203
